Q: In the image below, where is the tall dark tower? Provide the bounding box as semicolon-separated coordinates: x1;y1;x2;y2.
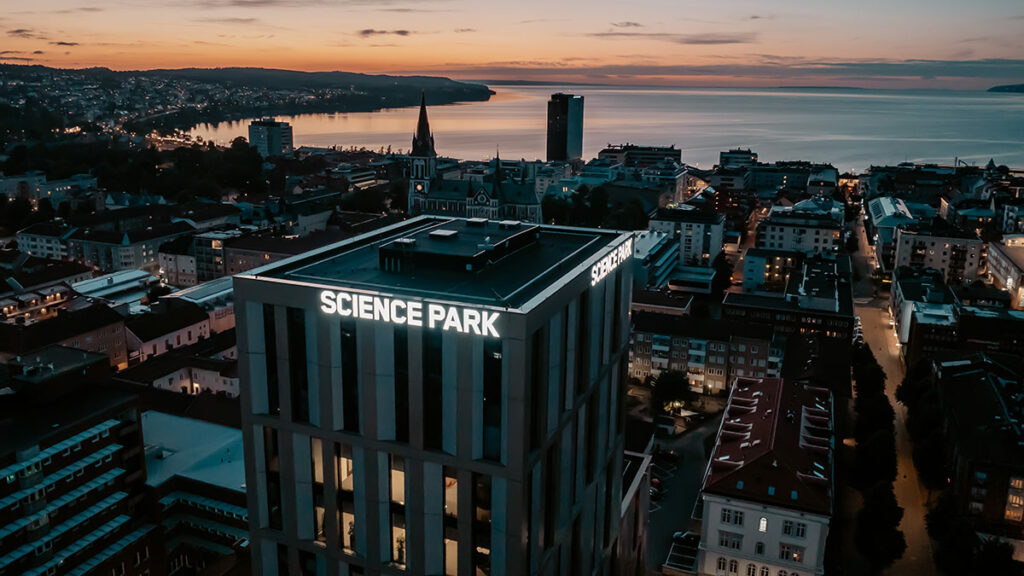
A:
546;93;584;162
408;93;437;214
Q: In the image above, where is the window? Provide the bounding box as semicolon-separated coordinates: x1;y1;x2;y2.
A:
782;520;807;538
718;558;728;571
720;509;744;526
1006;493;1024;522
482;339;503;461
335;443;356;553
340;319;360;433
287;307;309;423
423;330;443;450
760;568;769;576
311;437;326;543
755;542;765;555
759;517;767;532
394;327;409;442
729;560;738;574
263;427;282;530
747;564;757;576
263;304;279;415
779;543;805;563
719;530;743;550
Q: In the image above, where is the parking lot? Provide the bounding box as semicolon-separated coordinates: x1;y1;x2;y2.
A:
645;414;722;573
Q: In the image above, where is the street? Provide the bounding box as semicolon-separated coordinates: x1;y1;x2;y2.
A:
850;214;938;575
645;415;722;573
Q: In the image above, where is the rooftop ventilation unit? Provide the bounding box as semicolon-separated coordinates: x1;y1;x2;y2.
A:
429;229;459;240
393;238;416;247
466;218;488;227
498;220;521;230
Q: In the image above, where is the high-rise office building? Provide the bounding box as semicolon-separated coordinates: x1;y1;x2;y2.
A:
235;215;634;576
0;346;158;576
248;118;294;158
546;93;584;162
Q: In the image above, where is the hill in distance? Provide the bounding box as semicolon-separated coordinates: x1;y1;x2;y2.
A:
988;83;1024;93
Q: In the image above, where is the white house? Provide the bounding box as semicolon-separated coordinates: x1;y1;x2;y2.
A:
125;300;211;364
696;377;833;576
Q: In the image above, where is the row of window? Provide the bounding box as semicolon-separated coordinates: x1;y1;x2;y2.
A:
716;558;802;576
720;507;808;538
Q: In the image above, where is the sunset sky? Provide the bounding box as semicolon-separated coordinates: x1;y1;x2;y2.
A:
3;0;1024;88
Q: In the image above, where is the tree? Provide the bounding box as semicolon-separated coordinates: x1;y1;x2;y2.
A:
854;428;898;488
542;195;570;225
854;393;895;444
650;370;695;415
896;360;932;409
710;252;734;295
973;538;1020;576
855;483;906;570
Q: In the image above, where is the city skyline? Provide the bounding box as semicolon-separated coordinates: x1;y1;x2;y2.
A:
2;0;1024;89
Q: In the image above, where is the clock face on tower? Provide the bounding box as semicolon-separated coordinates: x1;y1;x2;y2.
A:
415;183;424;192
476;193;488;204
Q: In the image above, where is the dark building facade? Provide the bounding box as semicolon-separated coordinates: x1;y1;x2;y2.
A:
235;216;634;575
0;346;160;576
546;93;584;162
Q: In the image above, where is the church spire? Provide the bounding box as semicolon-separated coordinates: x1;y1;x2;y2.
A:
411;91;436;157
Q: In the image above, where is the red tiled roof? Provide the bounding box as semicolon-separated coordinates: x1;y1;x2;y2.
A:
702;377;833;516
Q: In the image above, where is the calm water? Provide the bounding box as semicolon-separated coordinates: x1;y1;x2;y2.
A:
190;85;1024;172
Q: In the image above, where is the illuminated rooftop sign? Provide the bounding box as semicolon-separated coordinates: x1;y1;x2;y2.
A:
320;290;500;337
591;237;633;286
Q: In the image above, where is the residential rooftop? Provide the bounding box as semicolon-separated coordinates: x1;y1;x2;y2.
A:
650;207;725;225
142;411;245;493
246;216;630;309
702;377;833;516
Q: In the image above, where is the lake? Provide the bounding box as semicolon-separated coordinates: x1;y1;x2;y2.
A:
189;85;1024;172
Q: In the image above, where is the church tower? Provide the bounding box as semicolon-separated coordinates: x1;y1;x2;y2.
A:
408;92;437;214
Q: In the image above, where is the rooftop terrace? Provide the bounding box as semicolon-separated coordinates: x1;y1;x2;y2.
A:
248;216;629;309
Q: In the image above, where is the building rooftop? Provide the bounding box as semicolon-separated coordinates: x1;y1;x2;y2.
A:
702;377;833;516
125;301;209;343
991;242;1024;271
0;299;124;355
632;311;773;342
72;270;159;305
650;208;725;225
0;385;135;457
936;353;1024;469
247;216;630;309
142;411;245;493
164;276;234;305
68;221;195;245
896;219;980;241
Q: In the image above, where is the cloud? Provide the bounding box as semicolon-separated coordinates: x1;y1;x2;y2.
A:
588;30;757;45
190;0;321;6
747;14;774;20
203;17;261;24
611;21;643;28
55;6;103;13
676;32;757;45
50;41;79;46
0;55;34;61
7;28;39;39
0;50;23;55
454;28;475;33
33;50;43;54
435;57;1024;84
357;29;410;37
190;0;442;7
